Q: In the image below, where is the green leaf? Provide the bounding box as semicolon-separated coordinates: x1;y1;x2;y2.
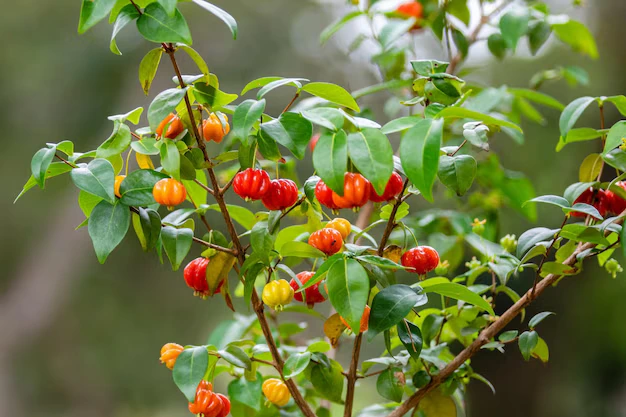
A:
131;137;160;155
559;96;596;139
250;221;273;264
15;163;72;203
451;29;468;58
422;282;495;315
119;169;169;206
179;45;210;77
138;48;163;95
228;375;263;411
528;312;554;329
528;194;570;209
219;345;252;370
260;113;313;159
161;225;193;270
516;227;560;258
579;153;603;182
71;159;116;203
564;182;597;204
301;107;345;131
312;130;348;195
110;4;140;55
508;88;564;110
603;149;626;172
400;118;443;202
132;207;161;251
257;129;282;161
603;121;626;155
231;99;266;143
368;285;420;339
280;241;326;258
347;129;394;195
302;82;360;112
241;77;283;95
320;11;364;44
564;203;602;220
204;204;257;230
193;75;238;110
487;33;507;59
356;255;405;270
78;0;117;33
173;346;210;402
499;9;529;51
158;0;177;15
528;21;551;55
308;360;345;403
97;123;131;158
148;87;189;131
137;2;192;44
436;107;523;132
257;78;306;99
192;0;238;40
297;254;343;292
397;320;423;361
557;127;602;151
518;330;539;361
381;117;422;135
160;139;181;180
605;96;626;117
88;200;131;263
552;19;598;59
379;19;416;49
108;107;144;125
376;368;404;403
31;145;57;189
437;155;476;196
283;352;312;379
327;257;370;333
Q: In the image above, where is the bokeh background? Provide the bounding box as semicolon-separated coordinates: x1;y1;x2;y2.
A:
2;0;626;416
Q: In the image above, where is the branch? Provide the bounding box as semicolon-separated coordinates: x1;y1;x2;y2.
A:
446;1;510;74
343;333;363;417
164;48;317;417
281;92;300;114
377;179;411;256
385;240;601;417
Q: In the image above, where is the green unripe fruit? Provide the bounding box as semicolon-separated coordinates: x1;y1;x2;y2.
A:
465;256;482;270
435;260;450;276
605;258;623;279
412;370;431;388
500;234;518;253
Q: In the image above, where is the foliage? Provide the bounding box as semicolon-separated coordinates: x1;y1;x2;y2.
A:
17;0;624;416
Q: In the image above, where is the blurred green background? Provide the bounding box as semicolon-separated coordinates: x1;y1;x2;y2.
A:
2;0;626;416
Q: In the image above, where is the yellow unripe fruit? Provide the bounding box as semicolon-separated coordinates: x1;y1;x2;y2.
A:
326;218;351;240
262;378;291;407
159;343;184;370
114;175;126;198
262;279;294;312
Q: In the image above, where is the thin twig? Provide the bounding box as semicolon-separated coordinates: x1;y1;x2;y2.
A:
193;178;215;196
377;179;411;256
532;215;568;297
281;92;300;114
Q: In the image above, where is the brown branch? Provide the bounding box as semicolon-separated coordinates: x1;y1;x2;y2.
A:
385;241;598;417
446;1;510;74
377;178;411;256
193;178;215;196
532;215;568;296
55;154;78;169
448;139;467;157
192;237;237;256
281;92;300;114
343;333;363;417
164;48;316;417
250;357;278;369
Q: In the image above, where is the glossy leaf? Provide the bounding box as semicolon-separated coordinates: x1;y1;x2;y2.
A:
437;155;476;196
283;352;312;379
327;257;370;333
231;99;266;143
173;346;210;402
119;169;169;206
137;2;192;44
369;285;420;339
347;129;394;195
110;4;140;55
302;82;360;112
400;118;443;202
376;368;404;403
518;330;539;361
559;96;596;139
312;130;348;194
78;0;117;33
88;200;131;263
70;158;116;203
422;282;495;315
397;319;423;361
192;0;238;40
219;345;252;370
147;87;189;131
161;226;193;271
31;146;57;189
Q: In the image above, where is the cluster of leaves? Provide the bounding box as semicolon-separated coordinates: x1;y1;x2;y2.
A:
17;0;625;417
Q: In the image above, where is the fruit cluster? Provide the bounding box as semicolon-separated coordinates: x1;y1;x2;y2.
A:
315;172;404;211
572;183;626;218
233;168;299;211
188;380;231;417
160;344;231;416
